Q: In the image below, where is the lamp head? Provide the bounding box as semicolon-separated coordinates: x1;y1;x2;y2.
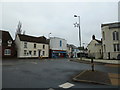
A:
74;15;77;17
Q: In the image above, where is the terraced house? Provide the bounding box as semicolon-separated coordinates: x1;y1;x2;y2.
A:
15;34;49;58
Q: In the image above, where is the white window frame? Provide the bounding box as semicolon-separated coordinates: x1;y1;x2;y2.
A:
24;50;27;56
24;42;27;48
4;49;11;55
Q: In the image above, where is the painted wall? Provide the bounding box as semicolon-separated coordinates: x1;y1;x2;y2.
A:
50;37;67;51
15;35;49;58
102;26;120;59
87;40;102;59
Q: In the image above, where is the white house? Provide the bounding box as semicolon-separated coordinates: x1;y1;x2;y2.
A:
87;35;102;59
101;22;120;59
15;34;49;58
49;37;67;58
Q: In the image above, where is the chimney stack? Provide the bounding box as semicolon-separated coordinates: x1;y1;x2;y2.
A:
92;35;95;40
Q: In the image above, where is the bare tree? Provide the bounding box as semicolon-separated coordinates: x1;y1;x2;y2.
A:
23;30;26;35
16;21;22;36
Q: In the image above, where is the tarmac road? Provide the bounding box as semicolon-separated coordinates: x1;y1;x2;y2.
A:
2;58;119;89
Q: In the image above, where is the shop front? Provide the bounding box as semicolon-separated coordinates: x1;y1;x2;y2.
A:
51;50;67;58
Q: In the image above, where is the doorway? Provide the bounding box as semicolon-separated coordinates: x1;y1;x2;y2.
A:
38;50;41;57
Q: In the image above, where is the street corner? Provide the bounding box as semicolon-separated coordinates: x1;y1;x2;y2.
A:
72;70;111;85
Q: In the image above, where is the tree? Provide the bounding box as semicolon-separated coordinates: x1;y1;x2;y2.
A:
16;21;22;36
23;30;26;35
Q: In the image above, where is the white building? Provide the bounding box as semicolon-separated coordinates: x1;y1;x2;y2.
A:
49;37;67;58
101;22;120;59
87;35;102;59
15;34;49;58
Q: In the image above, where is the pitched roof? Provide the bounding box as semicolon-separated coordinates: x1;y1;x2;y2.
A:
95;39;102;44
17;34;49;44
0;30;14;46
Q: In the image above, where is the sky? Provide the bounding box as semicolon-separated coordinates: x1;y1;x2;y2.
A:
1;1;119;47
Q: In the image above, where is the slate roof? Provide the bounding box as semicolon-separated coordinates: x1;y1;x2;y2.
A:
17;34;49;44
0;30;14;46
101;22;120;29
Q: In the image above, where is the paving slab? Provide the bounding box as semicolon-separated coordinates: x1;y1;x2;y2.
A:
73;70;111;85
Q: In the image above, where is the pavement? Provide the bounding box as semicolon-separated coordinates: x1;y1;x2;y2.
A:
73;70;111;85
69;58;120;86
2;58;119;89
76;58;120;64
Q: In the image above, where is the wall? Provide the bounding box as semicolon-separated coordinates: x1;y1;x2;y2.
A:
88;40;102;59
102;26;120;59
15;35;49;58
50;37;67;51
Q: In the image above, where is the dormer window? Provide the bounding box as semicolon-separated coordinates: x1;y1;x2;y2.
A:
8;40;12;47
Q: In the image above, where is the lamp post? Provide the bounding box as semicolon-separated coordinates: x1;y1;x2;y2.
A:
74;15;81;48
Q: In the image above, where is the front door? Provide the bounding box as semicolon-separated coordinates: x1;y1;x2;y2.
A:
38;50;41;57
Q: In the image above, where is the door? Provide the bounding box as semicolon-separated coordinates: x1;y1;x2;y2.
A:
38;50;41;57
108;52;110;60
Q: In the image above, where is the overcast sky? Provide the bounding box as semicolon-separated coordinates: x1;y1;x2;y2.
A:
1;2;118;47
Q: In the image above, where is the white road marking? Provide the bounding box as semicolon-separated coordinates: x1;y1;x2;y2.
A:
59;82;75;89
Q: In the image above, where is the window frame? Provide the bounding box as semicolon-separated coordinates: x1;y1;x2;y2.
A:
113;31;119;40
24;50;27;56
34;43;36;48
42;51;45;56
43;45;45;49
24;42;27;48
34;51;36;56
4;49;11;55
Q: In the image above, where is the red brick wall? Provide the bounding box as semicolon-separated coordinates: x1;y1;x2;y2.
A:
2;46;16;58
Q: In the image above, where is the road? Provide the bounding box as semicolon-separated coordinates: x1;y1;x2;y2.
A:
2;58;119;89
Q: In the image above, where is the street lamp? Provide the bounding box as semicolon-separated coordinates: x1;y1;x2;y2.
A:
74;15;81;48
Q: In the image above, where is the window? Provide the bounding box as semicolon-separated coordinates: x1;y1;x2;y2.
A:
34;44;36;48
42;51;45;56
24;42;27;48
113;44;120;52
116;32;119;40
113;31;119;40
43;45;45;49
117;44;120;51
104;45;106;52
34;51;36;55
24;50;27;55
60;40;62;47
103;31;105;40
29;51;32;55
113;44;116;51
4;49;11;55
